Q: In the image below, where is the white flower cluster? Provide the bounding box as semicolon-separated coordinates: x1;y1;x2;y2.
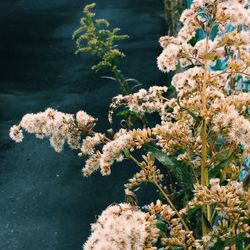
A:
9;125;23;143
157;36;195;73
191;180;246;210
109;86;168;121
79;133;106;156
209;178;221;192
178;8;199;42
82;128;152;176
212;105;250;150
83;151;102;177
83;203;159;250
172;66;203;93
157;0;250;75
217;1;250;27
194;235;217;250
227;92;250;109
152;121;193;153
194;39;216;62
157;43;181;72
9;108;96;152
217;30;250;48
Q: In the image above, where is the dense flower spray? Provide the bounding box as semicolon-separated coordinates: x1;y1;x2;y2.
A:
10;0;250;249
10;108;96;152
83;203;159;250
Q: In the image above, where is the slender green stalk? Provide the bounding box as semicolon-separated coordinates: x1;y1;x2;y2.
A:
231;223;236;250
153;180;195;241
128;154;195;242
201;33;210;236
244;243;250;250
112;66;130;95
73;3;130;95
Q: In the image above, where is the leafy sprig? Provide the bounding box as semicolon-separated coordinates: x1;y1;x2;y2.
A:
73;3;129;72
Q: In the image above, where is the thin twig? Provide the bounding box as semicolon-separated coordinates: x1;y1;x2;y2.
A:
128;154;196;242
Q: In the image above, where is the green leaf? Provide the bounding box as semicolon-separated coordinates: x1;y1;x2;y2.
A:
211;234;245;249
123;148;131;158
143;144;194;189
131;83;143;90
187;206;199;217
189;30;200;46
156;220;168;232
177;97;199;120
116;109;141;120
143;144;174;166
125;78;143;90
209;147;241;177
100;76;117;82
202;212;212;231
206;53;217;61
213;148;231;162
116;109;131;117
209;154;235;177
125;78;141;84
209;23;219;41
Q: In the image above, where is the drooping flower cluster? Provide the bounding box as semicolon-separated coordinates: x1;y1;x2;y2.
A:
83;203;159;250
82;128;152;176
10;108;96;152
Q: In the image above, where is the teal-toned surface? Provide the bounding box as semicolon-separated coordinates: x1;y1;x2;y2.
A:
0;1;166;249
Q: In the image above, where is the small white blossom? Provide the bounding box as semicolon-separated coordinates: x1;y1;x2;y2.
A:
157;44;180;72
80;133;105;156
210;178;220;192
9;125;23;143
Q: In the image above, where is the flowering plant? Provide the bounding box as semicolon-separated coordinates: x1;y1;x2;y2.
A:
10;1;250;249
72;3;130;95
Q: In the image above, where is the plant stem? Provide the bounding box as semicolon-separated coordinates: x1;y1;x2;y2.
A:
153;180;195;241
244;243;250;250
210;70;250;79
128;154;195;242
112;66;130;95
129;154;143;168
201;33;210;236
231;223;236;250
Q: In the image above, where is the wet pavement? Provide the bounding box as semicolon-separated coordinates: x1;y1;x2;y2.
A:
0;0;166;249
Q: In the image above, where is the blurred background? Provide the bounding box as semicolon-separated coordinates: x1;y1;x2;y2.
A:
0;0;173;249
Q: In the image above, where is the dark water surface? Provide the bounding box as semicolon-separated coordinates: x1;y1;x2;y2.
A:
0;0;166;249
